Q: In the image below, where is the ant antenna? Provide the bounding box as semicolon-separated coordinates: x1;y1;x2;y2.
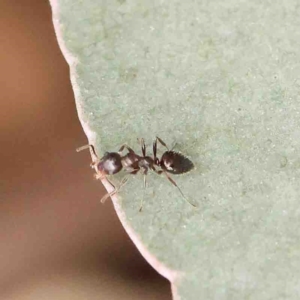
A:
156;136;178;151
157;170;197;208
156;136;169;150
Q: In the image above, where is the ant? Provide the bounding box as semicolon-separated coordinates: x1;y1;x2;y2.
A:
76;137;196;210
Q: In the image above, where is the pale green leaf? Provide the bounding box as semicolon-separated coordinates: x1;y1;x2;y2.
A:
50;0;300;299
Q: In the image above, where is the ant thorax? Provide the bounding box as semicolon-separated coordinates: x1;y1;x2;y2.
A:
138;156;154;174
121;152;139;172
98;152;122;175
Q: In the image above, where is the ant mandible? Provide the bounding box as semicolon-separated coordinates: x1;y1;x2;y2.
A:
76;137;196;210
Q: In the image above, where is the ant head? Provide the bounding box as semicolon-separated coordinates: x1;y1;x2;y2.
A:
98;152;123;175
160;151;194;175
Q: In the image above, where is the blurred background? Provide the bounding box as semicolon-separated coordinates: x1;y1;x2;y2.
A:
0;1;170;299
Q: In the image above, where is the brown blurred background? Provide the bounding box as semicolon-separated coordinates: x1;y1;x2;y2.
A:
0;1;170;299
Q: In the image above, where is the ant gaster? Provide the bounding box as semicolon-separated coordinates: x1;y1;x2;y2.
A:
76;137;196;210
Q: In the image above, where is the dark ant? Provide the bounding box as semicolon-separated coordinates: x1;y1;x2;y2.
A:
76;137;196;210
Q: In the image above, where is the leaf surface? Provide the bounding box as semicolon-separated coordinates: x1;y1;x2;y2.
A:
51;0;300;298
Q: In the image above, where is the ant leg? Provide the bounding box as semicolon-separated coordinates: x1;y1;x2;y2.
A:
137;138;146;157
155;170;197;208
76;144;99;167
156;136;169;151
100;177;116;203
139;175;147;212
144;174;147;188
100;176;129;203
127;168;140;175
118;144;135;155
153;139;159;164
142;139;146;157
151;164;158;172
94;173;105;180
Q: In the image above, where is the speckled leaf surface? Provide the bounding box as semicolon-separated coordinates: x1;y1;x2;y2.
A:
50;0;300;299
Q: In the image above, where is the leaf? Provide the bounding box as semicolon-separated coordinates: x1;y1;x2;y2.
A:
50;0;300;299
